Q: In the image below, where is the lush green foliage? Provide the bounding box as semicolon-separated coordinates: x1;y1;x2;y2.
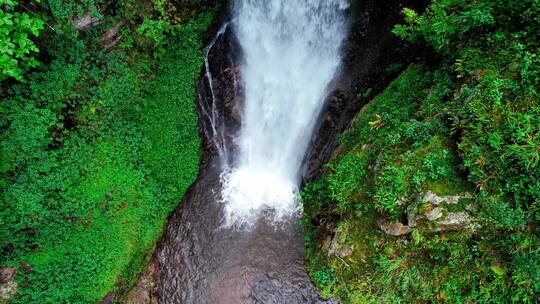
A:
304;0;539;302
0;0;44;80
0;1;213;301
46;0;104;22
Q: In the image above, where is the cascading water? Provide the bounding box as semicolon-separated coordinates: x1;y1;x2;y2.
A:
221;0;350;225
156;1;351;302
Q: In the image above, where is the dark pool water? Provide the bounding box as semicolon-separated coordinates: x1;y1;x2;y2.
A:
154;159;336;304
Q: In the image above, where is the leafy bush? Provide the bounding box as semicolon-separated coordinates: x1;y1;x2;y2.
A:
0;0;44;80
136;18;170;58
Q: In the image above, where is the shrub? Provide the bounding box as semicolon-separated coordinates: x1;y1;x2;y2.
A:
0;0;44;80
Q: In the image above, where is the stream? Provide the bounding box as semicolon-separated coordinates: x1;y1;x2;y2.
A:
154;1;349;303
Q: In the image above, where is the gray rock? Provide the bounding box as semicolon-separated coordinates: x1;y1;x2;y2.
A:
0;267;17;302
425;207;444;221
328;230;354;259
408;191;479;233
378;218;411;236
421;190;472;205
437;212;479;232
407;202;418;228
73;12;101;30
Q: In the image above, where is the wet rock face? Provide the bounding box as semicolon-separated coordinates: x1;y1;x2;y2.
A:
196;22;244;163
301;0;431;181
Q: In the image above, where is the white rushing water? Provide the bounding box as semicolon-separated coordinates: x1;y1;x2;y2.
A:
221;0;349;226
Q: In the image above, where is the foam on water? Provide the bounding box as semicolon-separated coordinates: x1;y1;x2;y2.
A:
221;167;300;227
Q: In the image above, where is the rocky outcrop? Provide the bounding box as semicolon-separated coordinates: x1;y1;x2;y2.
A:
410;191;479;232
73;11;102;30
328;229;354;259
379;191;479;237
378;219;411;236
0;267;17;303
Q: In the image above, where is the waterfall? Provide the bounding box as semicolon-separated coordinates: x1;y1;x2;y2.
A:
200;22;230;161
221;0;349;226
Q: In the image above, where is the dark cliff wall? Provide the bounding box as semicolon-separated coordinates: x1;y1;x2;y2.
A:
301;0;431;181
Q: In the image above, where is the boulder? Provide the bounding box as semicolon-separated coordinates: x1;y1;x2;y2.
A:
421;190;472;205
73;11;101;30
377;218;411;236
409;191;479;233
378;191;478;237
0;267;18;303
328;230;354;259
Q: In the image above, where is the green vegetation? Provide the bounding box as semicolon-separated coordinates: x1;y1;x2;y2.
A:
304;0;539;302
0;0;44;80
0;0;215;302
